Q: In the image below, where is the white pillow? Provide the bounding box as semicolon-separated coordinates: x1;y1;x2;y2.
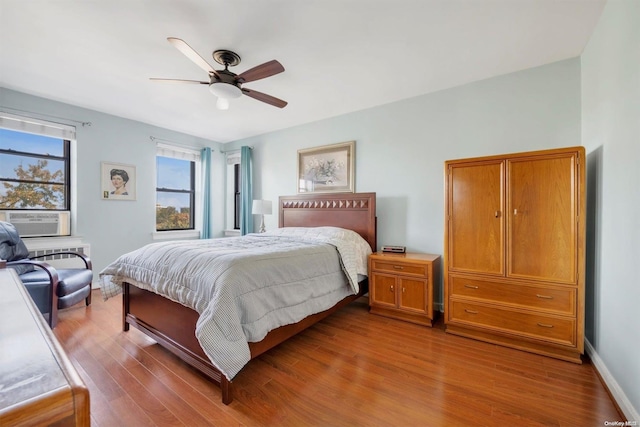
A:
263;226;372;275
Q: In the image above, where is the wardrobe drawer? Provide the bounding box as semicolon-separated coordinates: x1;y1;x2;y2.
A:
449;276;575;315
371;260;427;277
449;301;576;346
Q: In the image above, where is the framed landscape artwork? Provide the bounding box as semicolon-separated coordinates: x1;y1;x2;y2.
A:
101;162;136;201
297;141;355;194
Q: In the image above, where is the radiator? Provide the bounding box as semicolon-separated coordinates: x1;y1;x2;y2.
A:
24;238;91;270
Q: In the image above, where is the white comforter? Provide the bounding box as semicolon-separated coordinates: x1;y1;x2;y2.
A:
100;227;371;380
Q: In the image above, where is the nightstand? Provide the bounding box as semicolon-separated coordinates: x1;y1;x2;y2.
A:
368;252;441;326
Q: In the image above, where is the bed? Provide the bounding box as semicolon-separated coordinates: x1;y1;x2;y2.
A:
101;192;376;404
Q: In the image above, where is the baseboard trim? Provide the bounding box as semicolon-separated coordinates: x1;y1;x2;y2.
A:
585;338;639;422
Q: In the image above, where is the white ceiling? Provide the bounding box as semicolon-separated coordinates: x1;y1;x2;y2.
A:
0;0;605;143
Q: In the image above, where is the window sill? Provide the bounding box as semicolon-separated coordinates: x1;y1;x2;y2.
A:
152;230;200;241
224;229;241;237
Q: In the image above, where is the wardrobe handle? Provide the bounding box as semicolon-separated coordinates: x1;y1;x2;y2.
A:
494;211;500;218
390;285;394;292
464;309;478;314
513;209;518;215
537;322;554;328
536;294;554;300
464;284;479;289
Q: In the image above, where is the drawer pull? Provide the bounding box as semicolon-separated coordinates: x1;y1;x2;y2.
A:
393;265;404;270
537;322;554;328
464;309;478;314
536;294;554;300
464;284;479;289
390;285;394;292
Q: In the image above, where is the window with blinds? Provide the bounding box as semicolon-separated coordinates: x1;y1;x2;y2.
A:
0;114;74;212
155;143;199;231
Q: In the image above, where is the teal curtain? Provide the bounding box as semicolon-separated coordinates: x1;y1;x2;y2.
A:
240;146;253;235
200;147;213;239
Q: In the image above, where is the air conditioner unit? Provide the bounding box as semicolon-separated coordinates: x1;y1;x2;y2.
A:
0;211;71;237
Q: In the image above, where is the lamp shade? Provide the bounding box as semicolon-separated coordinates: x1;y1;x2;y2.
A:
252;199;272;215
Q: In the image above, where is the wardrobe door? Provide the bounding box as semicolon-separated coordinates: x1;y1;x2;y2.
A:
507;153;578;283
447;161;504;276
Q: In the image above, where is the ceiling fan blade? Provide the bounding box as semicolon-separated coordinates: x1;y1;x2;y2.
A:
237;60;284;83
150;78;209;84
167;37;220;78
242;88;287;108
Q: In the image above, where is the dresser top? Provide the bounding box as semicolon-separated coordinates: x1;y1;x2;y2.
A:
0;268;89;425
371;252;440;262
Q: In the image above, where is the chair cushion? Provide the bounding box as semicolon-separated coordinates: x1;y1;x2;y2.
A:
0;221;33;274
20;268;93;296
58;286;91;309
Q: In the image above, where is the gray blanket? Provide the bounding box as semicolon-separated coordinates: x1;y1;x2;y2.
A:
100;228;371;379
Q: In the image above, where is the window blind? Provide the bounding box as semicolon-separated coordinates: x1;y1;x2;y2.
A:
156;142;201;161
0;113;76;140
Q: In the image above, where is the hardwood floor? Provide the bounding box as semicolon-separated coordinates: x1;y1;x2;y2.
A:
53;290;623;427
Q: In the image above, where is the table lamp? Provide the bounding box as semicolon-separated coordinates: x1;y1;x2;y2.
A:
252;199;272;233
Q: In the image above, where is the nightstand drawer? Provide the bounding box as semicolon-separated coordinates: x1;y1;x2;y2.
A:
371;260;427;277
449;301;576;346
449;275;576;315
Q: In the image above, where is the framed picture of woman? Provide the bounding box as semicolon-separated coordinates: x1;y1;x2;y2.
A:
101;162;136;201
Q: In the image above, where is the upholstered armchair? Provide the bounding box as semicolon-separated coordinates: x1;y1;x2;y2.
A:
0;221;93;328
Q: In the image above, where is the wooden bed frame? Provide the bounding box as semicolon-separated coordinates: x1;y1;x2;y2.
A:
122;192;377;404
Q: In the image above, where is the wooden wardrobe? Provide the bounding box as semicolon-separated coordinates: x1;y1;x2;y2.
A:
444;146;585;363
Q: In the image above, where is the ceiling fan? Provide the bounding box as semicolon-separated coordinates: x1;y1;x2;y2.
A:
151;37;287;110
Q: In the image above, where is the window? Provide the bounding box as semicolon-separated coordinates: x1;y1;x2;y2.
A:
155;144;199;231
0;114;74;212
225;151;242;232
233;163;241;229
0;129;69;210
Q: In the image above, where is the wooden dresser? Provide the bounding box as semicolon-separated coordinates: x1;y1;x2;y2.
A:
369;252;441;326
0;264;90;426
444;146;585;363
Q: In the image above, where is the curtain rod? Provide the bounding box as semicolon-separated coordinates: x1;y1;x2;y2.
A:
0;106;92;127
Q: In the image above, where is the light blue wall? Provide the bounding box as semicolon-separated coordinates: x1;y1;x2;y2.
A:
581;0;640;419
229;58;582;303
0;88;225;275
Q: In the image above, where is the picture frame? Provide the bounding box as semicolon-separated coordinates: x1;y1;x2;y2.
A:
297;141;355;194
101;161;136;201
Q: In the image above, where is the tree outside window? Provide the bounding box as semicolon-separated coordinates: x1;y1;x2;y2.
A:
156;155;195;231
0;128;69;210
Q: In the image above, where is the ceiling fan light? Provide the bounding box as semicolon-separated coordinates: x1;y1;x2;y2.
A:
209;82;242;99
216;97;230;110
